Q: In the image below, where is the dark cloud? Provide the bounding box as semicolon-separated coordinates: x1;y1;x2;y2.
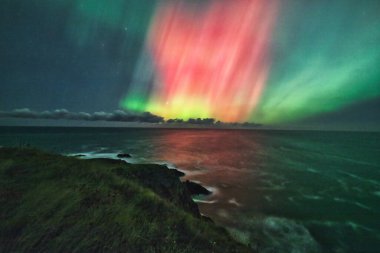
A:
215;121;262;128
166;118;184;124
166;117;262;128
0;108;164;123
186;118;215;125
0;109;263;128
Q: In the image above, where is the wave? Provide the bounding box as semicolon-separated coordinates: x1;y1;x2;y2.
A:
228;216;321;253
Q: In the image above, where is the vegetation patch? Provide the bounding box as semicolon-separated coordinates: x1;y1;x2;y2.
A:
0;147;251;253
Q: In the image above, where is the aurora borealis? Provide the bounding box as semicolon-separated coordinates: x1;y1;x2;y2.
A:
254;0;380;124
123;0;278;122
121;0;380;124
1;0;380;128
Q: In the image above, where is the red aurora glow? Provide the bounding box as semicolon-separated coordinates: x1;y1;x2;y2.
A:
147;0;278;122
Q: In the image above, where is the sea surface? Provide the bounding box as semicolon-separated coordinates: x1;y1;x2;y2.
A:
0;127;379;253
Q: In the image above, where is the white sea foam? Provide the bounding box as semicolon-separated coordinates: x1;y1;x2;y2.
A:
217;209;230;218
306;167;319;173
228;216;321;253
156;161;177;169
338;170;380;186
66;151;116;159
67;152;219;200
303;194;323;200
333;197;372;210
193;199;217;204
308;219;376;233
228;198;241;206
205;185;219;196
67;151;142;162
262;217;320;252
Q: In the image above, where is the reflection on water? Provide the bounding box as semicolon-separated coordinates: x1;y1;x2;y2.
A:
149;130;267;226
0;127;379;253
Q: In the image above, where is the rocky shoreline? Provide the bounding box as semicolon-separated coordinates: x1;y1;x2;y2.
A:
0;147;252;252
83;153;213;215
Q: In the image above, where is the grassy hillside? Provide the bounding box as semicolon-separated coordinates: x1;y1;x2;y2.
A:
0;147;251;253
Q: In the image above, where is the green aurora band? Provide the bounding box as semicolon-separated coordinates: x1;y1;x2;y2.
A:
252;0;380;124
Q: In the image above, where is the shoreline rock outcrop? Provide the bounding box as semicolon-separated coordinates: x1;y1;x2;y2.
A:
0;147;252;253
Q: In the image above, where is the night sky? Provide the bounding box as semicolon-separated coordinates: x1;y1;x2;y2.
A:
1;0;379;130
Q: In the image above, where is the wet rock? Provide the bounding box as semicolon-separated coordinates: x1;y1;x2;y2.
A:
231;216;321;253
73;154;86;158
117;153;131;158
172;169;185;177
258;217;321;253
184;181;212;195
113;164;201;217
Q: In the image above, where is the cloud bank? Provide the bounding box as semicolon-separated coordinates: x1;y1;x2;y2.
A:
0;108;164;123
0;108;262;128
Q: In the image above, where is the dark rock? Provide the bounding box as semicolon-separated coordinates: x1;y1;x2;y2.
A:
113;163;201;217
172;169;186;177
117;153;131;158
184;181;212;195
73;154;86;158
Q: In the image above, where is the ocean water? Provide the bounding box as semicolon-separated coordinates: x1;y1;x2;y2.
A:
0;127;379;253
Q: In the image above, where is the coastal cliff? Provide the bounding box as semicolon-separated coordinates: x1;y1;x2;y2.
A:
0;147;251;252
